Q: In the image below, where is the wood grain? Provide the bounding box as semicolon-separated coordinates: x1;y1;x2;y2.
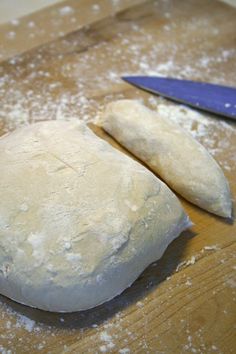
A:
0;0;146;62
0;0;235;353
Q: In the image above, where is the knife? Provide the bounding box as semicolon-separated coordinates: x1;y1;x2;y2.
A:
122;76;236;120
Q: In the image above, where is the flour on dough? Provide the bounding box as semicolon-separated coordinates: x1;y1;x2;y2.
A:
0;121;190;312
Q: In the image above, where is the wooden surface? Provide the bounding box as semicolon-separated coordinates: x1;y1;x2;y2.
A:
0;0;236;353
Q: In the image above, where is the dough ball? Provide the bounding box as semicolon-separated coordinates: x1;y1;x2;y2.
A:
0;121;190;312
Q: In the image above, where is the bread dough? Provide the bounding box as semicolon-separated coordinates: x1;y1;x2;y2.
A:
100;100;232;217
0;121;190;312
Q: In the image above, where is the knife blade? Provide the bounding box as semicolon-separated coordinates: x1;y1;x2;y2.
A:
122;76;236;120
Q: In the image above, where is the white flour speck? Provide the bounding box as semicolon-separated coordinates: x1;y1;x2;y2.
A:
63;241;72;251
100;331;112;342
19;203;29;212
204;245;220;251
99;345;108;353
27;21;35;28
5;321;11;329
6;32;16;39
0;346;12;354
99;331;115;351
185;279;192;286
15;314;35;332
10;19;20;26
92;4;101;11
59;6;74;16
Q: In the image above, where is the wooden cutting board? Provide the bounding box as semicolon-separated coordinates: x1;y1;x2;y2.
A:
0;0;236;353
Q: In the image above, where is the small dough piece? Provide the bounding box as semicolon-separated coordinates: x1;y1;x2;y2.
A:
100;100;232;217
0;121;190;312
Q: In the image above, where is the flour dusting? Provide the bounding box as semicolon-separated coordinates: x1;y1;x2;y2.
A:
0;8;235;173
0;1;235;352
59;6;74;16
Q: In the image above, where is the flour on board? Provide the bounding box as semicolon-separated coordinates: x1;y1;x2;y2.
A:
0;2;235;352
1;15;235;174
